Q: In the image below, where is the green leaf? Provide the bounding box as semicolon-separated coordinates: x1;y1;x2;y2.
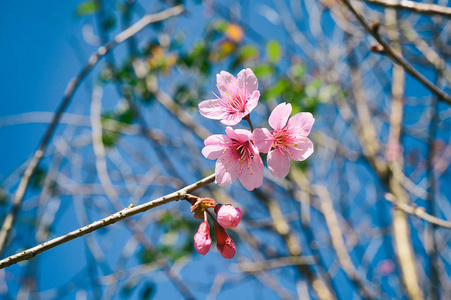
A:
265;78;290;100
31;167;47;189
76;1;100;16
213;19;228;33
120;280;138;298
140;249;157;264
239;45;259;61
252;64;273;79
266;40;282;64
102;15;116;31
290;63;306;79
141;282;156;300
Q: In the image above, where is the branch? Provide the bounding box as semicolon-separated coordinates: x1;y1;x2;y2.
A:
232;256;317;273
340;0;451;106
385;193;451;229
316;186;379;300
0;4;185;257
0;174;214;269
362;0;451;18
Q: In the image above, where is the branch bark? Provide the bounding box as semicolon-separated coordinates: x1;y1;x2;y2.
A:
341;0;451;106
362;0;451;18
0;174;214;269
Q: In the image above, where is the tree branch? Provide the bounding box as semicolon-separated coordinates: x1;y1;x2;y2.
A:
362;0;451;18
385;193;451;229
340;0;451;106
0;173;214;269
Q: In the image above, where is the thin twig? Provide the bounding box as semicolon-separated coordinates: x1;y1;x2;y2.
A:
0;173;214;269
232;256;317;273
316;186;379;300
0;5;185;257
385;194;451;229
362;0;451;18
341;0;451;106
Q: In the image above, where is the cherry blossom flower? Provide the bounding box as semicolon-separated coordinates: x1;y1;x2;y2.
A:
194;220;212;255
213;221;236;259
215;204;242;228
198;68;260;125
202;127;263;191
252;102;314;180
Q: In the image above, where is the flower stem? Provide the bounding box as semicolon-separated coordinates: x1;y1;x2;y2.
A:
206;208;219;225
243;115;254;132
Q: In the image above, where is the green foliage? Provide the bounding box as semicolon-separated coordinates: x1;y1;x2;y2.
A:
140;248;158;265
154;212;199;261
76;1;100;16
231;45;259;70
101;15;116;31
266;40;282;64
264;78;290;100
141;282;156;300
120;280;138;298
31;167;47;189
0;190;6;206
101;106;135;148
252;64;273;79
180;42;211;74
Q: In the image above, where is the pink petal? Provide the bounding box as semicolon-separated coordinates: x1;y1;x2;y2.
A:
244;90;260;114
238;156;264;191
220;111;247;126
237;68;258;95
202;134;230;160
268;102;292;131
287;112;315;137
217;71;238;99
199;99;229;120
220;113;241;126
267;148;291;180
252;128;273;153
216;205;242;228
215;159;240;186
225;127;251;142
217;237;236;259
288;137;314;161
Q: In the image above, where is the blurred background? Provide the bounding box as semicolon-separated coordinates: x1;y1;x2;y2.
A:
1;0;450;299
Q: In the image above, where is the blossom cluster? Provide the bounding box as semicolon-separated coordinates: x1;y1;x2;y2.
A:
200;68;315;190
192;201;242;259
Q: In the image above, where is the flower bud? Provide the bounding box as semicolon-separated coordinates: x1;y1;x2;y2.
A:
215;204;242;228
213;221;236;259
194;221;212;255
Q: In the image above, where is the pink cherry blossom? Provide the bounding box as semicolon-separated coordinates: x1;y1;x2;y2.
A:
252;102;314;180
199;68;260;125
194;221;212;255
213;221;236;259
215;204;242;228
202;127;264;191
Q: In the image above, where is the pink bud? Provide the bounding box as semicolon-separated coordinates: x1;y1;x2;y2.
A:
194;221;212;255
215;204;242;228
213;221;236;259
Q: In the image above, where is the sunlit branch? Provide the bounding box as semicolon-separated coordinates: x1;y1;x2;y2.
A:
362;0;451;18
385;193;451;229
341;0;451;106
0;173;215;269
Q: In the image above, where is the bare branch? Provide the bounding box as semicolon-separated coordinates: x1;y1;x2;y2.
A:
0;173;214;269
362;0;451;18
385;193;451;229
340;0;451;105
233;256;317;273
